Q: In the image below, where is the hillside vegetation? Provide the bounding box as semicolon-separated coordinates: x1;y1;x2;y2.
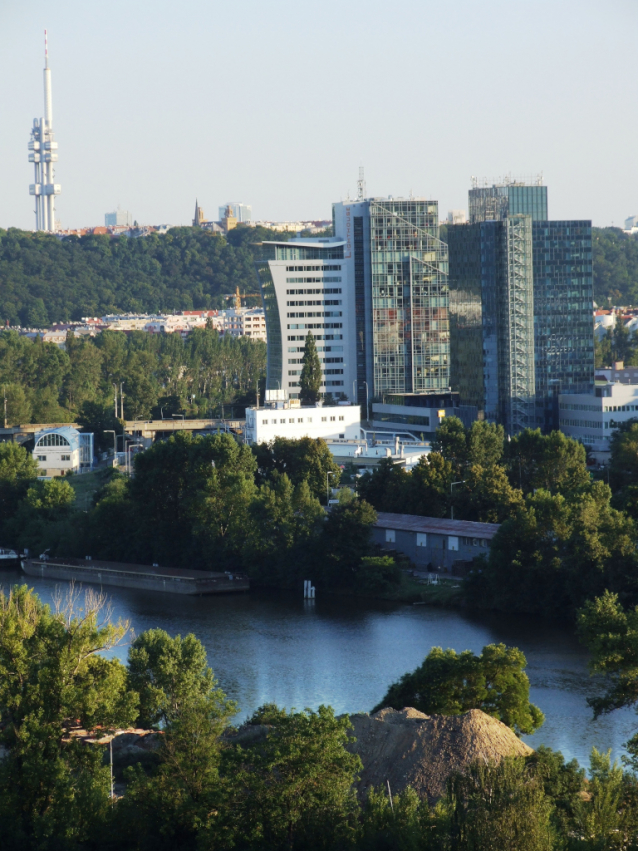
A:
2;225;637;328
0;224;289;327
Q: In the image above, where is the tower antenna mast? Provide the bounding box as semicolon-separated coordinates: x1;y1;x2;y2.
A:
357;166;366;201
29;30;61;232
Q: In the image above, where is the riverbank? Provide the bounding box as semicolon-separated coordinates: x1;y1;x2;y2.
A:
2;568;628;767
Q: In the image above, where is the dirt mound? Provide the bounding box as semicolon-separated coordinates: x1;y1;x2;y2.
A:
347;707;533;802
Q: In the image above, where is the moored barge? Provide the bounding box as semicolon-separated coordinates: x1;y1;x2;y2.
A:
21;557;249;595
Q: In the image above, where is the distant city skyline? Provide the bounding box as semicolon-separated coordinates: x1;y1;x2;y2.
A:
1;0;636;231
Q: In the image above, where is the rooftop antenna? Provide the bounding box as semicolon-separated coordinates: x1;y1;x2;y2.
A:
357;166;366;201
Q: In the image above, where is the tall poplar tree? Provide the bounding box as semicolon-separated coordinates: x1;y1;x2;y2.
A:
299;332;322;404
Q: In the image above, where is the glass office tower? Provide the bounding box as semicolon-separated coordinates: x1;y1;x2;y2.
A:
532;221;594;430
447;200;593;434
333;198;449;402
469;180;548;224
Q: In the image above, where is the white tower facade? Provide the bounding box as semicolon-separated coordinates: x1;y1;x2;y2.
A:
29;31;61;232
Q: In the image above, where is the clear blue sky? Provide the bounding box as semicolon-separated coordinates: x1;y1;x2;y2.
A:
0;0;635;230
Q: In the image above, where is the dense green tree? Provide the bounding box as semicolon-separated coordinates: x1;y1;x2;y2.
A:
577;591;638;721
467;420;505;467
406;453;452;518
473;484;638;619
0;442;39;535
504;428;590;496
446;757;553;851
457;463;524;524
129;431;257;567
228;705;362;851
592;228;638;305
115;632;236;851
0;325;266;426
609;419;638;491
359;786;433;851
3;382;32;426
0;584;136;850
374;643;543;735
319;498;378;587
243;473;324;585
357;458;410;513
432;416;468;471
525;746;585;844
75;400;121;453
254;435;341;502
127;629;232;729
570;748;638;851
299;331;322;404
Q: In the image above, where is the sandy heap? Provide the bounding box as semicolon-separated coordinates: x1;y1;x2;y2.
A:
347;707;533;802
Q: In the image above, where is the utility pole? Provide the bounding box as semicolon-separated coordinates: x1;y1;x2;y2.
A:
119;382;124;420
112;383;118;418
3;386;7;429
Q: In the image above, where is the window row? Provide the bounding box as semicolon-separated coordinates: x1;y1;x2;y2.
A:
286;265;341;272
286;288;342;295
286;300;342;307
286;277;342;284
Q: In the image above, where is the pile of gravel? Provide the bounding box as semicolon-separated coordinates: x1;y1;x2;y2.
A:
347;707;533;802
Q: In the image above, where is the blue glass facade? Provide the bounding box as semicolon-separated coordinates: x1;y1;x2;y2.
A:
532;221;594;430
448;215;593;434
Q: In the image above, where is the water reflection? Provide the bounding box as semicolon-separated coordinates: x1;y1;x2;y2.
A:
2;570;636;768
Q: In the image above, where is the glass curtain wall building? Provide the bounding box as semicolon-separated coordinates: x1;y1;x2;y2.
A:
469;180;547;224
254;238;356;400
448;182;593;433
333;198;449;404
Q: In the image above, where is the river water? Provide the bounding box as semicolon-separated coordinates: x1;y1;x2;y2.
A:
2;569;635;769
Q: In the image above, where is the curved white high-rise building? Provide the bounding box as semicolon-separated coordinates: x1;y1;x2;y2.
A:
29;31;61;232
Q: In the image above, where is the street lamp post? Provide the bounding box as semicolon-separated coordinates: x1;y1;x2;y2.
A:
326;471;335;508
450;480;465;521
363;381;369;423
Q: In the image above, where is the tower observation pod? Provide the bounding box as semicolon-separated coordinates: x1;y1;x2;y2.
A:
29;31;61;232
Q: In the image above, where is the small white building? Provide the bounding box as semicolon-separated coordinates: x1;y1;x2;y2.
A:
245;400;361;445
559;382;638;453
33;426;94;477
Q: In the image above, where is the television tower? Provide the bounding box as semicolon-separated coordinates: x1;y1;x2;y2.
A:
29;31;61;232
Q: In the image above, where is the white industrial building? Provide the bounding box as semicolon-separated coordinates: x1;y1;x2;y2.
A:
255;237;357;402
245;397;361;444
33;426;94;477
559;381;638;453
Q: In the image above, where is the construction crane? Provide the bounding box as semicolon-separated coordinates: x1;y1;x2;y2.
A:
222;286;261;310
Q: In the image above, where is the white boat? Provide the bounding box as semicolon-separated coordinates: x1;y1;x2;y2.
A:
0;548;19;567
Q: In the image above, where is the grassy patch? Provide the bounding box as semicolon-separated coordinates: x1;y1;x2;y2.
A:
68;469;114;511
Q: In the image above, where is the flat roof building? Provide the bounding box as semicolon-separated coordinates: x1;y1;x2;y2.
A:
448;180;594;434
372;512;500;574
332;197;450;406
245;399;360;444
105;209;133;227
255;237;355;401
559;381;638;453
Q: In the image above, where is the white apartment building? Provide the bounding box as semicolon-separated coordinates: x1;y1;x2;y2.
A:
245;399;361;444
255;237;357;401
559;382;638;452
